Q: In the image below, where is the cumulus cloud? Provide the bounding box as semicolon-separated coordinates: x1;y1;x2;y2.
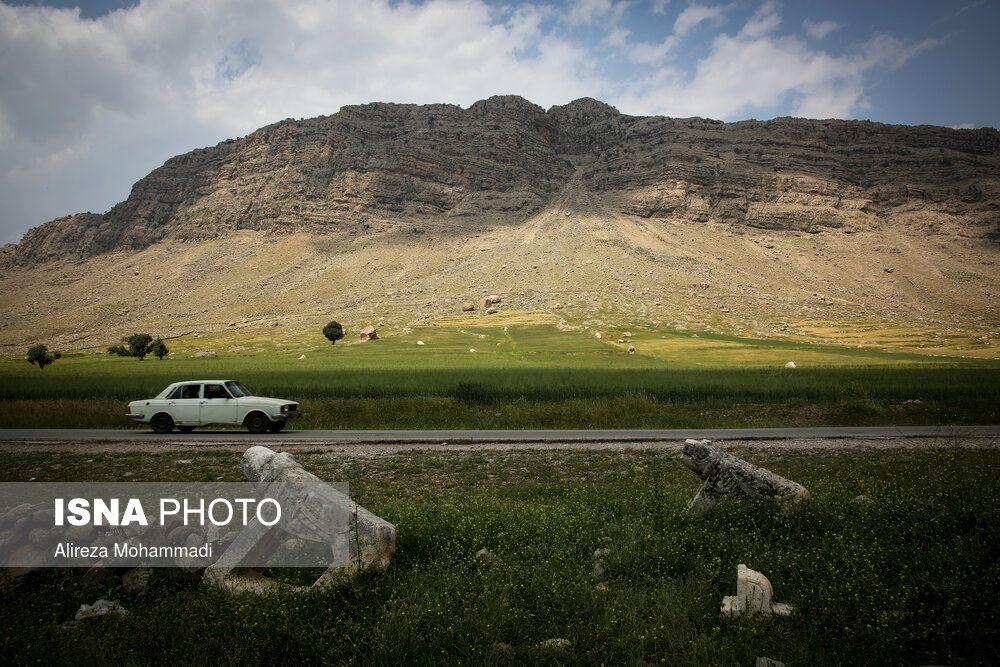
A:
615;3;942;121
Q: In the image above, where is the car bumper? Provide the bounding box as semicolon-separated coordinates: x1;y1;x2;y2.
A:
272;411;300;420
125;413;146;421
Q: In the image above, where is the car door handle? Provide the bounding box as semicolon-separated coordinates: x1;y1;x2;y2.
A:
200;401;208;404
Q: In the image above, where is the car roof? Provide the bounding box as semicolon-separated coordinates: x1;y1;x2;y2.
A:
170;380;237;384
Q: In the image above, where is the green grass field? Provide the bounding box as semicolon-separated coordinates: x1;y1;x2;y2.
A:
1;445;997;665
2;322;999;428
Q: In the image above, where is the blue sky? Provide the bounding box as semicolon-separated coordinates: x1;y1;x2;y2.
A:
1;0;997;246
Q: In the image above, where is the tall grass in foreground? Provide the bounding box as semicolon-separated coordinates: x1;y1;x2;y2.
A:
1;447;997;665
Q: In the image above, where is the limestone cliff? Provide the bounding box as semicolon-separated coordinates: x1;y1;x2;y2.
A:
6;95;999;266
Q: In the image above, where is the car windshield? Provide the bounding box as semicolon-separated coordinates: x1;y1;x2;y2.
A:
225;381;252;397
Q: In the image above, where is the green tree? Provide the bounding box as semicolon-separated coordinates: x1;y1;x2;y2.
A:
323;321;344;345
107;344;128;357
123;333;154;360
151;338;169;360
26;344;55;368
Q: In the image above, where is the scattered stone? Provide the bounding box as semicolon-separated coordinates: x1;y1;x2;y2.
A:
359;326;378;341
75;599;128;621
627;345;635;354
623;332;634;337
540;638;571;650
595;582;609;593
462;303;475;312
486;307;498;315
756;658;787;667
784;361;796;369
618;339;624;343
553;303;563;309
594;332;602;339
475;548;496;565
298;354;306;359
681;439;810;517
416;340;424;346
469;348;476;353
721;564;794;617
205;446;396;591
480;294;501;309
592;548;610;581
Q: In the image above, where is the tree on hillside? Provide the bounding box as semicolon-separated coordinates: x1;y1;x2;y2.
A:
107;333;156;360
26;344;55;369
323;321;344;345
124;333;154;360
151;338;169;360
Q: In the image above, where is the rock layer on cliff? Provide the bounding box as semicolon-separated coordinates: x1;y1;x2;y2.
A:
5;95;999;266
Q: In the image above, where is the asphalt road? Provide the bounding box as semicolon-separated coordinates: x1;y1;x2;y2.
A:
1;425;998;444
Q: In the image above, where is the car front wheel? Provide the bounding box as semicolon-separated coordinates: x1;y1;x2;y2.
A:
267;421;286;433
245;413;271;434
151;414;174;434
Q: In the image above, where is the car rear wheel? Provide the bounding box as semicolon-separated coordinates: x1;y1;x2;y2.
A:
151;413;174;434
267;421;286;433
178;426;196;433
245;413;271;434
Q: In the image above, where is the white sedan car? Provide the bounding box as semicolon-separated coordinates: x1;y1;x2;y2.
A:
126;380;300;434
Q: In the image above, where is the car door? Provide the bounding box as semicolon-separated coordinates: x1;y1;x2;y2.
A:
167;384;202;425
200;383;239;425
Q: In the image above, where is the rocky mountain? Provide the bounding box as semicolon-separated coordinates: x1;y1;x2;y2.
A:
1;96;999;355
5;95;999;266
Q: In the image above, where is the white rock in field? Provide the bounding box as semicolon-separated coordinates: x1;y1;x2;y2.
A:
75;599;128;621
627;345;635;354
416;341;424;346
298;354;306;360
721;564;794;617
469;348;476;353
784;361;796;369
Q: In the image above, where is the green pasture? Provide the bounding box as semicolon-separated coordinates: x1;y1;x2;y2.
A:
2;446;998;665
2;323;998;428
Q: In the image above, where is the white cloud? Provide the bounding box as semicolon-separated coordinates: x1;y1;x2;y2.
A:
738;1;781;39
673;3;728;37
803;18;843;39
651;0;670;14
951;122;976;130
564;0;626;25
613;2;941;121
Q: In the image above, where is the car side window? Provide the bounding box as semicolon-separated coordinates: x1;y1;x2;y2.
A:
204;384;230;400
167;386;184;400
181;385;201;399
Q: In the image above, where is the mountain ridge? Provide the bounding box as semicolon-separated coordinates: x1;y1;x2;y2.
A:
4;95;999;267
1;95;998;356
